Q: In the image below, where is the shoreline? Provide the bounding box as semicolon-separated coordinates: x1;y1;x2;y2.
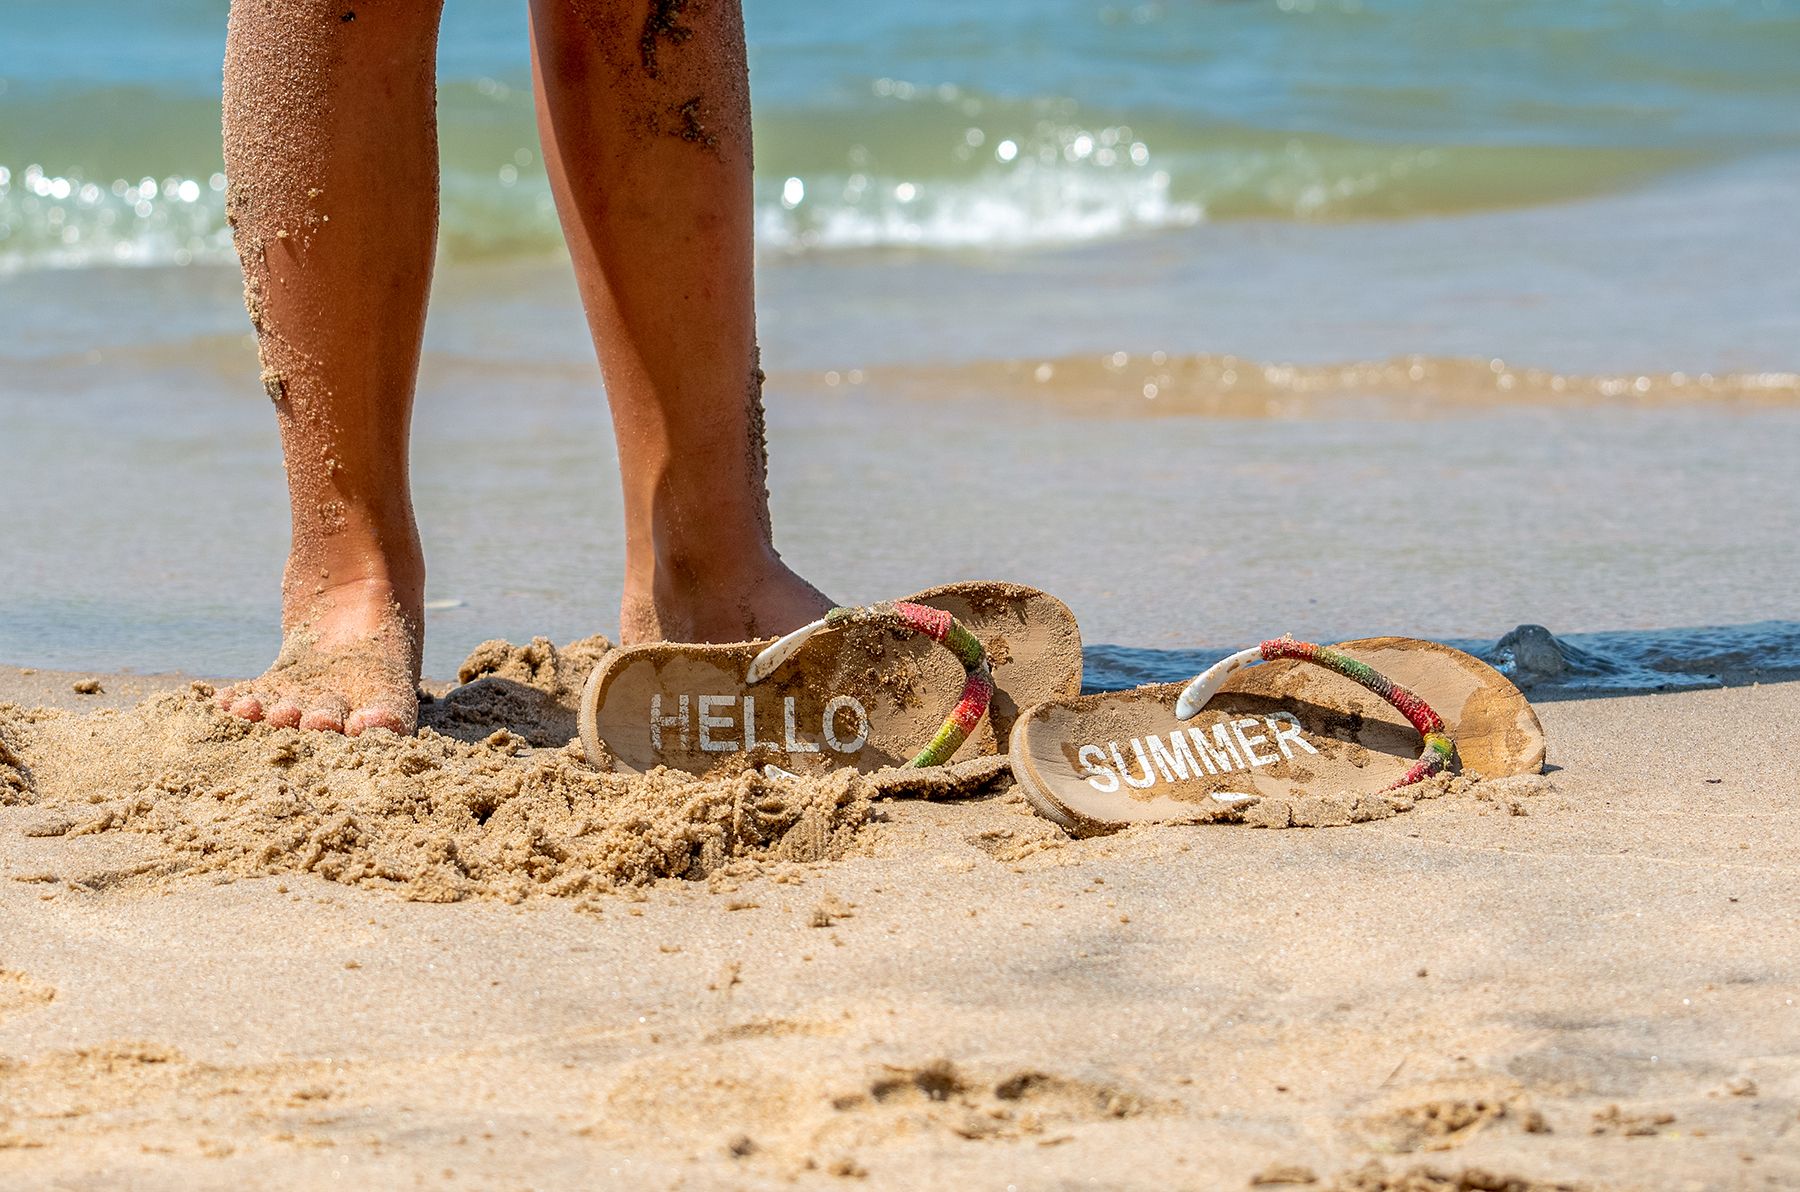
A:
10;608;1800;715
2;667;1796;1188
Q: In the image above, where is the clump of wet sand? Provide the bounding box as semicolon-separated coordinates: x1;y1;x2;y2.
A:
0;716;29;805
436;632;613;746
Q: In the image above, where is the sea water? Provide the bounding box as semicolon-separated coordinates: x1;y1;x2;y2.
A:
5;0;1800;268
1;0;1797;689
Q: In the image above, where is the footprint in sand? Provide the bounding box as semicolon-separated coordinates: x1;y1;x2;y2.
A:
589;1053;1153;1170
827;1059;1150;1143
1358;1090;1549;1154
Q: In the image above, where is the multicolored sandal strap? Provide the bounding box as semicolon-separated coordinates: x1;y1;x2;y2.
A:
748;601;993;769
1174;636;1456;791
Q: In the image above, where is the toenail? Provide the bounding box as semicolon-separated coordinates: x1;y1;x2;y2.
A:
349;707;406;737
299;708;346;733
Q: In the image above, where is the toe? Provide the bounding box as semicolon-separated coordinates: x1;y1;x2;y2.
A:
299;703;348;734
266;700;304;729
228;694;265;722
347;709;412;738
346;706;409;737
215;684;241;712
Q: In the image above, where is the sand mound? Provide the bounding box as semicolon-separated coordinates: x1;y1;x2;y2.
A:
0;637;1037;904
0;664;873;902
430;633;613;747
0;710;31;804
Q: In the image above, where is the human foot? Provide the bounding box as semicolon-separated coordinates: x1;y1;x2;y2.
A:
216;578;423;736
619;551;831;646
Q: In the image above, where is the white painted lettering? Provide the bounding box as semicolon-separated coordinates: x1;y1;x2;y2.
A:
1211;722;1247;769
1187;724;1239;773
698;695;738;753
1079;744;1119;792
1069;716;1320;793
1146;730;1199;783
1110;740;1156;790
784;697;820;753
742;695;759;750
650;693;689;751
1232;717;1277;767
1267;712;1318;758
822;695;870;754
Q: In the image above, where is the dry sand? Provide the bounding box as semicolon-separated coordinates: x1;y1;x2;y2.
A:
0;650;1796;1190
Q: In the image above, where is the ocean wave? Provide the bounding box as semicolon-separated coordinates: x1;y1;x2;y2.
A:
0;164;234;273
0;77;1714;272
6;0;1798;272
754;160;1201;251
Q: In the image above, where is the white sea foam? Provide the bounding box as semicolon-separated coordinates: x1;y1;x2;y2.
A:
0;165;233;274
2;157;1206;273
755;160;1202;252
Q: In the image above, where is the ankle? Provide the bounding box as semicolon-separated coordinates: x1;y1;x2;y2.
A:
620;544;828;644
280;552;425;636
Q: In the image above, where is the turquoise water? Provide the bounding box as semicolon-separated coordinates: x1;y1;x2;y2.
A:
4;0;1799;266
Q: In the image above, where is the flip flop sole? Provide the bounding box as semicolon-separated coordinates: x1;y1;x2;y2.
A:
903;581;1083;739
581;617;997;777
1008;637;1544;837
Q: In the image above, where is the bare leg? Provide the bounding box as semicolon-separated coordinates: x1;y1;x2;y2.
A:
215;0;441;734
530;0;829;644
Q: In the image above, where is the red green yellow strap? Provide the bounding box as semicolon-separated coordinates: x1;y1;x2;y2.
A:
1175;636;1455;791
748;601;992;769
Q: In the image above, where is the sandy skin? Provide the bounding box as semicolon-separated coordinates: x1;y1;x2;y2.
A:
218;0;827;738
210;588;419;736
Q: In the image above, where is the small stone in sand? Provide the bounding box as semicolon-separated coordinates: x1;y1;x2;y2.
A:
71;679;102;695
809;892;854;928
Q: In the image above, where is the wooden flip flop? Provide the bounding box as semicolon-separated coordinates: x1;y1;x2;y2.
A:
580;602;995;776
1008;636;1545;837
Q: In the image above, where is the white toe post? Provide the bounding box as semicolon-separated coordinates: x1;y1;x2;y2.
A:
1174;646;1264;721
746;617;829;686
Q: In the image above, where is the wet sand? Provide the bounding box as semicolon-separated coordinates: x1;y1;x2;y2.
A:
2;663;1795;1189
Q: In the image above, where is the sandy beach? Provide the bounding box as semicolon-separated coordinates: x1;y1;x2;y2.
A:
7;3;1799;1187
2;658;1794;1191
